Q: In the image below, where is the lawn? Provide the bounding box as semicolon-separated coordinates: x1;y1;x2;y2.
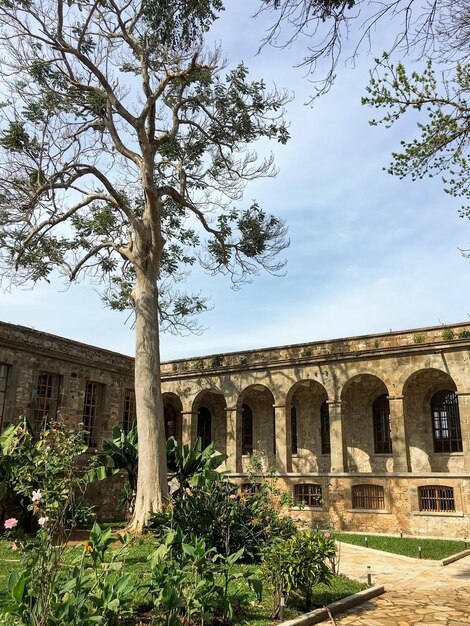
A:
336;533;467;560
0;537;366;625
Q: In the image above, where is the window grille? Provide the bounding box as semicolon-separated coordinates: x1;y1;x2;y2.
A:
294;483;323;507
431;390;462;453
33;372;61;432
418;485;455;512
242;404;253;455
352;484;385;510
82;381;103;449
122;388;136;434
373;394;392;454
0;363;9;431
291;404;298;455
197;406;211;450
320;401;331;454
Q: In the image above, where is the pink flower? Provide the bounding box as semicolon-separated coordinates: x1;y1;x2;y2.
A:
11;542;18;551
324;531;331;539
4;518;18;530
31;490;42;502
38;516;49;526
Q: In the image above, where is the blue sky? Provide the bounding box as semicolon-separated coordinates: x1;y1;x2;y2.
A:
1;1;469;360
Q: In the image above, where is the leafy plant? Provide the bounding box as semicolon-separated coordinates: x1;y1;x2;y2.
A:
442;327;455;341
458;330;470;339
166;436;227;494
261;530;336;616
413;332;425;344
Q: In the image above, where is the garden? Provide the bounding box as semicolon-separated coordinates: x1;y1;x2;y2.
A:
0;419;365;626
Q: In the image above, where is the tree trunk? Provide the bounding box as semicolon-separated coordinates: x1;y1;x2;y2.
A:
128;269;168;533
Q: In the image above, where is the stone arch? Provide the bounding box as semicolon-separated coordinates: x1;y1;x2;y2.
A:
191;389;227;457
162;392;183;445
285;380;329;473
341;373;391;473
402;368;462;472
238;384;275;472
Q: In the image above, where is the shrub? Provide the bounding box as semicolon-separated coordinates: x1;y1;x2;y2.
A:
261;530;336;616
442;327;455;341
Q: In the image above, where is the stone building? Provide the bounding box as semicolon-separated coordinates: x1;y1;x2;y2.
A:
1;319;470;538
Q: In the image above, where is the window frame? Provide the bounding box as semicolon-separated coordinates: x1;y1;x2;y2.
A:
431;390;463;453
33;372;61;432
291;403;298;455
82;381;103;449
352;484;385;510
0;363;10;432
241;403;253;455
372;394;393;454
197;406;212;450
122;388;136;434
320;400;331;455
418;485;456;512
293;483;323;508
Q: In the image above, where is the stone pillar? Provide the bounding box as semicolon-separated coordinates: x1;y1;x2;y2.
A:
328;400;347;473
388;395;410;472
457;392;470;471
180;410;194;447
225;406;240;473
273;404;288;474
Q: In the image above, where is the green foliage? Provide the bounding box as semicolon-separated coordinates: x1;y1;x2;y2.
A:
413;332;425;344
166;436;227;493
153;450;296;560
261;530;336;616
2;522;134;626
363;56;470;212
458;330;470;339
147;528;261;625
442;327;455;341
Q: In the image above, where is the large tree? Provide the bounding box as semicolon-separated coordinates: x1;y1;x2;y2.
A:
0;0;289;531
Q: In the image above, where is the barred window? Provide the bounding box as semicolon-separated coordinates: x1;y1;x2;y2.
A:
33;372;61;433
0;363;10;431
241;483;260;496
352;484;385;510
242;403;253;455
294;483;323;508
197;406;211;450
431;391;462;453
320;401;331;454
291;404;298;455
82;381;103;449
373;394;392;454
122;388;136;434
418;485;455;512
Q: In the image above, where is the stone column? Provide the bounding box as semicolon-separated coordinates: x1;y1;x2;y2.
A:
180;410;194;447
388;395;410;472
328;400;347;473
457;392;470;471
273;404;288;474
225;405;240;473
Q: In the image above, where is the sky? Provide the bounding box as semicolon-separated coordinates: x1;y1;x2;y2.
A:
1;1;469;361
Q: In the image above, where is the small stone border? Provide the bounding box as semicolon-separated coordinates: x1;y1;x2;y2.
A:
278;585;385;626
338;541;470;567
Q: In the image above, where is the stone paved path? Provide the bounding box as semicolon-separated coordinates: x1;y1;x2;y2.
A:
326;542;470;625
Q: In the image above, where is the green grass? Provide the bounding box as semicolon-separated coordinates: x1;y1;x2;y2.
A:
337;533;467;560
0;537;366;625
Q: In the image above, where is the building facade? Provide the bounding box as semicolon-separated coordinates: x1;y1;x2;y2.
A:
1;319;470;538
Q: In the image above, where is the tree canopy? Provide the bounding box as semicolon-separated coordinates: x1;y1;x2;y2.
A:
0;0;290;530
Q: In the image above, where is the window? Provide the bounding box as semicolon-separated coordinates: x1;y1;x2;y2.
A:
418;485;455;512
242;403;253;455
431;390;462;453
373;394;392;454
164;403;178;440
122;388;136;434
82;382;103;449
320;401;330;454
293;483;322;508
352;484;385;510
0;363;10;431
241;483;260;496
33;372;61;432
197;407;211;450
291;404;298;455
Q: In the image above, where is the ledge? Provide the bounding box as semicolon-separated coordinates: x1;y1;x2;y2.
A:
278;585;384;626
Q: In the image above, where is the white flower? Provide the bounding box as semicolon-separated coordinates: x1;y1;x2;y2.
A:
38;517;49;526
31;489;42;502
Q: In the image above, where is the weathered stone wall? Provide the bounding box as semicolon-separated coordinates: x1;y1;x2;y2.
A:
2;319;470;537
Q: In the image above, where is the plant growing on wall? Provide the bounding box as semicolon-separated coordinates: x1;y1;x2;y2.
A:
0;0;289;531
